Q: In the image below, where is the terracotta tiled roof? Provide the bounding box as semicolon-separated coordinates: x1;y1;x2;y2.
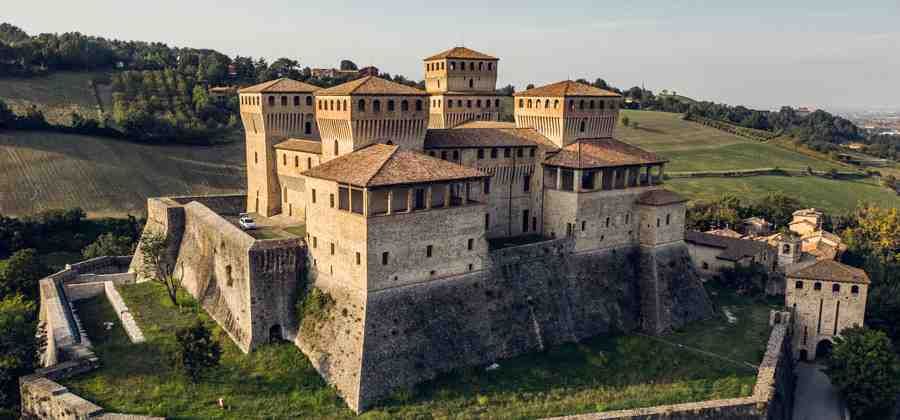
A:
425;47;498;61
453;121;517;129
302;144;485;187
637;189;688;206
685;231;770;262
315;76;428;96
787;259;870;284
425;128;557;149
274;139;322;154
543;138;666;169
514;80;621;98
238;78;321;94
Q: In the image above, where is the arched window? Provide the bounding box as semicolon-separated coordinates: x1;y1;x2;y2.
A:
579;99;585;109
304;121;312;134
600;101;606;110
333;141;339;155
447;100;453;109
450;62;456;70
469;62;474;71
306;96;312;106
343;100;347;110
666;214;671;225
467;99;472;108
415;100;423;111
488;62;493;70
294;155;299;167
589;100;595;109
814;282;822;291
293;96;300;106
495;99;500;107
373;100;381;112
281;96;287;106
485;100;491;108
329;100;334;110
388;100;395;111
401;100;409;111
833;284;840;293
478;62;483;71
795;281;804;289
457;100;462;107
469;79;474;89
579;120;586;132
554;99;560;108
851;285;859;295
527;99;532;108
358;99;366;111
519;99;524;108
544;99;550;108
268;96;275;106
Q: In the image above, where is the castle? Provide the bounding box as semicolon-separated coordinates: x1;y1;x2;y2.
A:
131;46;715;412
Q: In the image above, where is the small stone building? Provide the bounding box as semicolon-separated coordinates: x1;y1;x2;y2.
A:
685;231;775;278
785;259;869;361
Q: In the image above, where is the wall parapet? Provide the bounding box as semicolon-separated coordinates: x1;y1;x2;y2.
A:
546;322;794;420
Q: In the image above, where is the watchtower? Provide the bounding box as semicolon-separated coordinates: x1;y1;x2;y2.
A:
238;78;321;216
313;76;430;161
776;233;802;268
514;81;622;148
423;47;503;128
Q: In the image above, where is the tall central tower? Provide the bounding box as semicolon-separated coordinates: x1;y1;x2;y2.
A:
423;47;503;128
238;78;321;216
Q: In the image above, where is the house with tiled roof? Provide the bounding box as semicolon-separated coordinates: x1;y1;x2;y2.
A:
685;231;775;278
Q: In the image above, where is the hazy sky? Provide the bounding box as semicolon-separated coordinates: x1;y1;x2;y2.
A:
6;1;899;111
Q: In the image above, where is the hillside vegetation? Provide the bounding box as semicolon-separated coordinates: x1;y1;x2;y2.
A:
0;131;244;217
0;71;107;124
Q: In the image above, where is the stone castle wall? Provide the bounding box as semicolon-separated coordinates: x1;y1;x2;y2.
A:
301;238;713;412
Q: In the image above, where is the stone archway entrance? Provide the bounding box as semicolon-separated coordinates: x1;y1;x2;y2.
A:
815;339;833;360
269;324;283;342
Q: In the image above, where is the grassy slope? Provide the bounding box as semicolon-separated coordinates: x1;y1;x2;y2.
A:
0;131;244;217
0;72;107;124
63;282;769;419
617;110;846;173
618;110;899;212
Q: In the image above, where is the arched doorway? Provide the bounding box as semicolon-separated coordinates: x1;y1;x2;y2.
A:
799;349;809;362
815;340;833;360
269;324;283;343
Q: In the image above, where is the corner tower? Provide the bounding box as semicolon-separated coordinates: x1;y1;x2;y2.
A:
314;76;430;161
239;78;321;216
423;47;503;128
514;81;622;148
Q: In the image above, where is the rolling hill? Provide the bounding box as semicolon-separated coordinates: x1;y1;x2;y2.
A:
0;130;244;217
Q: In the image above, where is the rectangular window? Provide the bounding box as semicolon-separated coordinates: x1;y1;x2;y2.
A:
330;194;335;208
311;189;317;203
330;243;335;255
477;149;485;159
517;148;523;157
307;157;312;168
483;178;491;194
441;151;448;160
426;245;433;258
485;213;490;230
504;148;511;158
523;175;531;192
356;252;361;265
490;148;498;159
382;252;389;265
522;210;530;233
529;148;536;157
467;238;474;250
313;237;317;248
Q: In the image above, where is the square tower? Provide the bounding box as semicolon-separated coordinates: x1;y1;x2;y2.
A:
423;47;504;129
238;78;321;216
514;81;622;148
314;76;430;161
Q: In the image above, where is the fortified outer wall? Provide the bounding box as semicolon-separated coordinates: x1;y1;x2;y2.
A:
131;194;302;353
300;238;714;412
639;242;715;334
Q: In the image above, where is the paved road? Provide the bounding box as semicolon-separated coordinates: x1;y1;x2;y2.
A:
793;362;846;420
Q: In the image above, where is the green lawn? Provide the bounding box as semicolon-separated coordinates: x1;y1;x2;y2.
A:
617;110;846;173
61;282;772;419
666;175;900;213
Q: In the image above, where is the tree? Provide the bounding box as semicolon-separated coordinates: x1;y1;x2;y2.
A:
496;84;515;96
137;232;180;306
824;327;900;419
526;83;535;90
0;249;48;301
339;59;358;71
82;233;135;259
175;321;221;383
0;295;44;409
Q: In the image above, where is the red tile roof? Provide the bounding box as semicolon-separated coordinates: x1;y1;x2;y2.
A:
302;144;485;187
514;80;621;98
315;76;428;96
787;260;870;284
238;78;321;94
637;189;688;206
425;47;498;61
685;231;770;262
425;128;556;149
543;138;666;169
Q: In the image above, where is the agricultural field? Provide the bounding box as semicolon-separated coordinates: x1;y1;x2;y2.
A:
0;131;244;217
0;71;109;124
617;110;847;173
666;175;899;213
62;281;770;419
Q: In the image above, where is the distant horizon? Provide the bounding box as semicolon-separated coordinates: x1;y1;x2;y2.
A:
5;1;899;112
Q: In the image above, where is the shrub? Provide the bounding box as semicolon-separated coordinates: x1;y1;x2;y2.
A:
825;327;900;419
174;321;221;383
